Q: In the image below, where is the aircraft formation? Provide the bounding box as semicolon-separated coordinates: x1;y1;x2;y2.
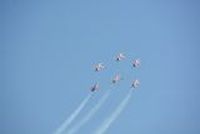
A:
54;52;142;134
90;53;141;92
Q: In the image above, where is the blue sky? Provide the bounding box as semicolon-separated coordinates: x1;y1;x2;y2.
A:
1;0;200;134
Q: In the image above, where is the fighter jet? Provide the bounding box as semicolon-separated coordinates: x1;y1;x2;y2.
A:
131;79;140;88
90;83;99;92
132;59;141;68
94;63;105;72
115;53;126;61
112;74;122;84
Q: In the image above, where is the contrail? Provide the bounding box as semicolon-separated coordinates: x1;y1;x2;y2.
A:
95;90;133;134
67;90;111;134
54;94;92;134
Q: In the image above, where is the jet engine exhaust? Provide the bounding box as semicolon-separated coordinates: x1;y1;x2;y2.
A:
95;90;133;134
54;93;92;134
67;90;111;134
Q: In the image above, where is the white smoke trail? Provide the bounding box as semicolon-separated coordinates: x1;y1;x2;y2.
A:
54;94;92;134
95;90;133;134
67;90;111;134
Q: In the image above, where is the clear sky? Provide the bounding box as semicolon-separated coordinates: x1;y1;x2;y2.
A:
1;0;200;134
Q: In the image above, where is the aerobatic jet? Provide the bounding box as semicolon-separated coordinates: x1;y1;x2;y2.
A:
94;63;105;72
90;83;99;92
115;53;126;61
132;59;141;68
131;79;140;88
112;74;122;84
